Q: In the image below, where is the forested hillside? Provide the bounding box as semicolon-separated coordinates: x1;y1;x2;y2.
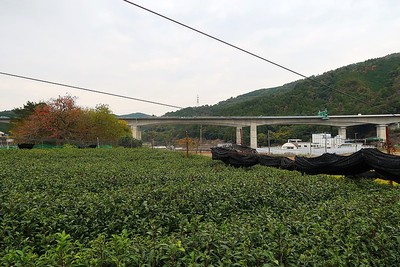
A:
166;53;400;117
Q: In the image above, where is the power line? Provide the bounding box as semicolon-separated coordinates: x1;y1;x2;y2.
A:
122;1;308;78
121;0;387;111
0;71;183;109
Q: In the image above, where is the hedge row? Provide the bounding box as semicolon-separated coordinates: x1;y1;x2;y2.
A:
1;148;399;266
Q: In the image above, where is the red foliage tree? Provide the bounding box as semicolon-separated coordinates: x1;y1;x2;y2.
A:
12;95;83;144
12;95;131;146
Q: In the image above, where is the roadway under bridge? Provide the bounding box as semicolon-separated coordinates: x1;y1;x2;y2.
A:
122;114;400;148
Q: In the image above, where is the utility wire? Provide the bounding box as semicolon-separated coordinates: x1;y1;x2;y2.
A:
0;71;183;109
121;0;386;110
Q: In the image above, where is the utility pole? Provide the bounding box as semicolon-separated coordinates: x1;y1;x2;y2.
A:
199;124;203;145
354;133;358;152
385;126;394;154
185;131;189;158
267;130;271;154
385;126;394;186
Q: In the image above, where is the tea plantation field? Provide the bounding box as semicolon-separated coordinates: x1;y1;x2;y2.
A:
1;148;400;266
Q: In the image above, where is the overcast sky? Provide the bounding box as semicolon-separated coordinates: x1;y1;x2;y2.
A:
1;0;399;116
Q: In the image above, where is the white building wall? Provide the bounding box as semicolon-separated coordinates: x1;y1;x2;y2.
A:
312;133;344;148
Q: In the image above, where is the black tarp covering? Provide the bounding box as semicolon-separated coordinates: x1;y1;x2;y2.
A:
361;149;400;182
294;150;371;176
257;154;296;170
211;146;400;182
295;148;400;183
211;145;258;167
17;143;35;149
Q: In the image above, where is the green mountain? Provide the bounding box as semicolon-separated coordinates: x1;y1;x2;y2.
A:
166;53;400;117
118;112;152;118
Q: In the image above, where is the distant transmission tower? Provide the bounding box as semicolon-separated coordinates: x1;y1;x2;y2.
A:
196;94;199;107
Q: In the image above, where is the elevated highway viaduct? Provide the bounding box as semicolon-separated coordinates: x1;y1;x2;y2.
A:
2;114;399;148
122;114;400;148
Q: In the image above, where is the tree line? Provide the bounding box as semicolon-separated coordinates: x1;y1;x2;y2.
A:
10;95;138;147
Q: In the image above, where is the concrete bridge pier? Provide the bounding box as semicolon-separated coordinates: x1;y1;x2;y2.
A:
338;126;347;140
236;126;242;145
250;123;257;149
131;125;142;140
376;124;387;141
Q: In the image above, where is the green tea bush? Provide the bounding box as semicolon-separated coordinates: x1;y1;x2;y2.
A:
1;148;399;266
